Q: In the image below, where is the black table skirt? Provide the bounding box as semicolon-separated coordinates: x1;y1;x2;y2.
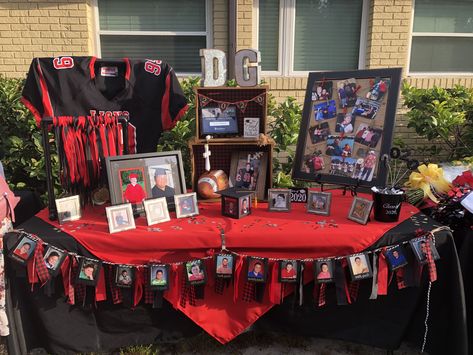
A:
4;209;468;355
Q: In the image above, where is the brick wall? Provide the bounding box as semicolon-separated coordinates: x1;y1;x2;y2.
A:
236;0;253;50
213;0;228;53
0;1;92;78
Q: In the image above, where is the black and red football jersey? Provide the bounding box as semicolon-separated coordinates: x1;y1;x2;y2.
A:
21;56;188;153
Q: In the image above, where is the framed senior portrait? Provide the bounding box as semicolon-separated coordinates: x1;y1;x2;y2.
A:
384;246;408;271
409;238;440;264
55;195;81;224
43;246;66;276
115;266;134;288
279;260;299;283
215;254;234;279
174;193;199;219
105;203;136;234
106;151;186;212
9;234;36;265
76;258;102;286
314;259;335;284
185;260;206;286
149;264;169;290
268;189;291;212
247;257;268;283
348;197;373;225
293;68;402;189
347;253;373;281
307;191;332;216
229;151;268;200
143;197;170;225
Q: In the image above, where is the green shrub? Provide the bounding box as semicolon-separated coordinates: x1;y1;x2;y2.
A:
402;83;473;160
0;76;60;200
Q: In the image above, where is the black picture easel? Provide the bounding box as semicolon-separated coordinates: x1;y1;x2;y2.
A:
41;116;129;221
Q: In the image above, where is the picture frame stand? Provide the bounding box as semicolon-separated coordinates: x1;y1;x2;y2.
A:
41;116;130;221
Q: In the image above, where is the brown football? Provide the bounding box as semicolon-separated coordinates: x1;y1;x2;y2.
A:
197;170;229;199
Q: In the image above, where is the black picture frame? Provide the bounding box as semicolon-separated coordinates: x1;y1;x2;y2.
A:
106;151;187;212
384;246;408;271
149;264;170;291
215;254;234;279
278;260;299;283
76;258;102;286
8;233;37;265
293;68;402;190
409;237;440;264
43;246;67;276
347;253;373;281
314;259;335;284
246;257;268;283
185;260;207;286
115;265;134;288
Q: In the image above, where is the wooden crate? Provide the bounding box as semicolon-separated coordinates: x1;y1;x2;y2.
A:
194;86;268;141
189;136;274;200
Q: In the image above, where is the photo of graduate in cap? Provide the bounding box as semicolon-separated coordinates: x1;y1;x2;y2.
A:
150;166;175;198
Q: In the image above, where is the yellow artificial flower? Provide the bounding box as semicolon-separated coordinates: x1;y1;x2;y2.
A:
405;164;452;203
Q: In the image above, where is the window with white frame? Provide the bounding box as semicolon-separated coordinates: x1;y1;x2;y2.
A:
409;0;473;74
257;0;367;75
96;0;210;74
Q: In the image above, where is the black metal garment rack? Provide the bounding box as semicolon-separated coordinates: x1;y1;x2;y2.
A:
40;116;130;220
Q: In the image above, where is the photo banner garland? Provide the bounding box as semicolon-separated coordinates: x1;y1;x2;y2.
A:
7;226;448;308
198;93;266;114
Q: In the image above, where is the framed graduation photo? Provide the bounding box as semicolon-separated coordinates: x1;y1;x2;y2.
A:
115;266;134;288
185;260;206;286
247;257;268;283
347;254;372;281
385;246;408;271
314;259;334;284
76;258;102;286
149;264;169;290
279;260;299;283
9;234;36;265
410;238;440;264
43;246;67;276
293;68;402;189
215;254;234;279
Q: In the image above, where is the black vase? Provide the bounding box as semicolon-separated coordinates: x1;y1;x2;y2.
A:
372;190;405;222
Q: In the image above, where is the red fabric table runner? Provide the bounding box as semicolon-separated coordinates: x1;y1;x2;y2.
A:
35;190;418;343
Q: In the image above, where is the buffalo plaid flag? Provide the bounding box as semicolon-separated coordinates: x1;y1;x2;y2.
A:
107;265;122;304
242;281;256;302
180;268;196;308
144;268;154;304
425;240;438;282
395;267;407;289
33;242;50;285
72;258;86;305
214;278;225;295
348;280;360;302
318;284;327;307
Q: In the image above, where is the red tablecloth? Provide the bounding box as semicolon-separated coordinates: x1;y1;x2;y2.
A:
36;190;418;343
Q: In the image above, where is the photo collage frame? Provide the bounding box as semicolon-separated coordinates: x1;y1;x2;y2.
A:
293;69;402;189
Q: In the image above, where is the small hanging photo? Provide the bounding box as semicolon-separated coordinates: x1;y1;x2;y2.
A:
43;246;67;276
314;259;335;284
268;189;291;212
215;254;234;279
348;197;373;225
279;260;299;283
9;234;36;265
143;197;170;225
115;265;134;288
247;257;268;283
174;192;199;219
106;203;136;234
409;237;440;264
347;253;372;281
384;246;408;270
307;191;332;216
185;260;206;286
55;195;81;225
76;258;102;286
149;264;169;290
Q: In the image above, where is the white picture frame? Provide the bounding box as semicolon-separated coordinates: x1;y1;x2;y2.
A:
105;203;136;234
174;193;199;219
143;197;170;226
55;195;81;224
